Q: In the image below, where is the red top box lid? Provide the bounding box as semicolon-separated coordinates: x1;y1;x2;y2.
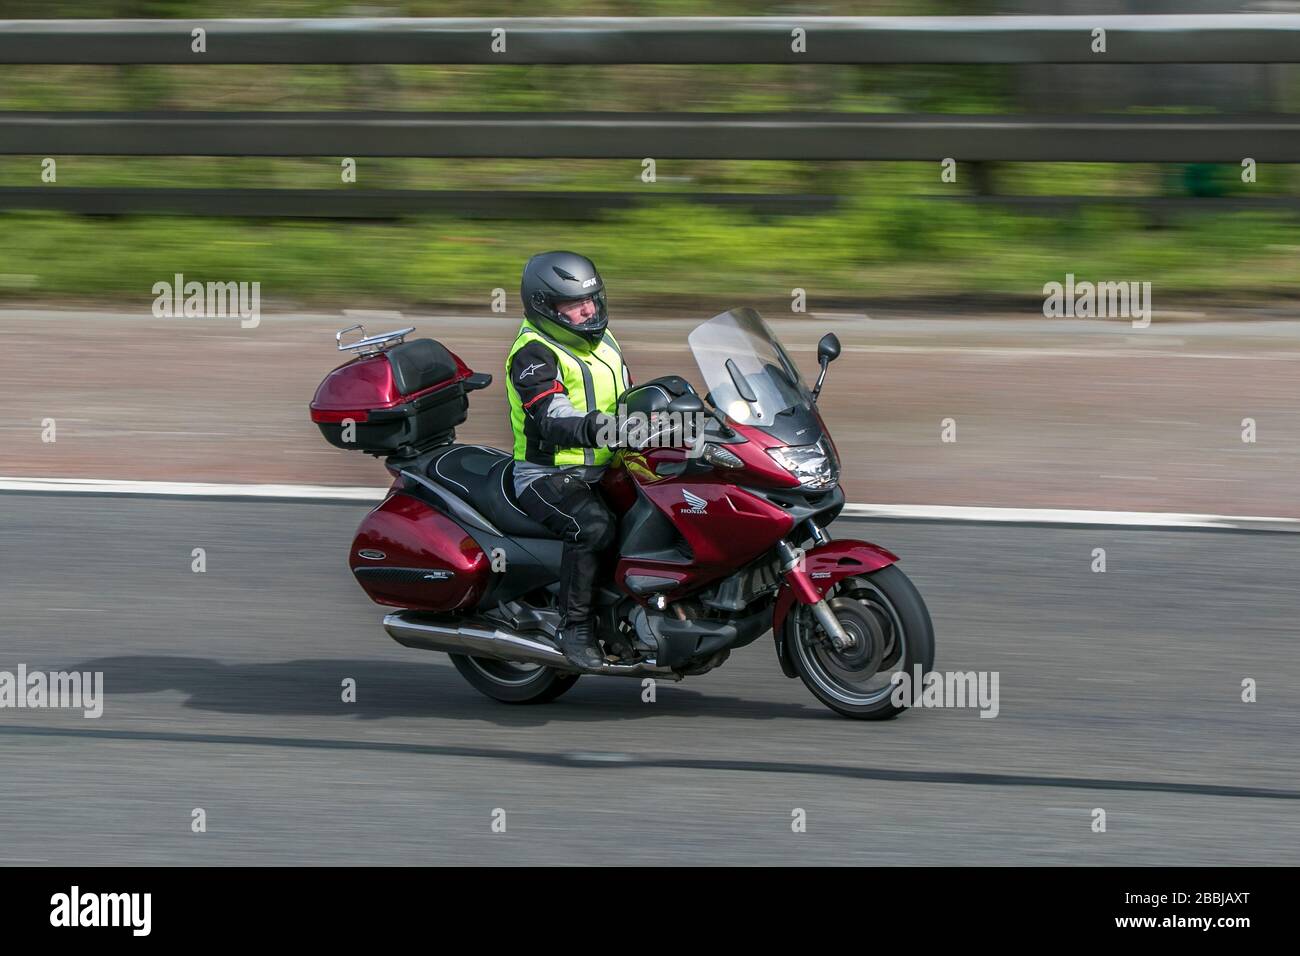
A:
309;340;474;424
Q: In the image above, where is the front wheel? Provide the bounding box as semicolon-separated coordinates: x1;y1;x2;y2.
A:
450;654;580;704
786;565;935;720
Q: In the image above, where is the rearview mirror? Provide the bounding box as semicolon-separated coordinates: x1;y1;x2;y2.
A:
666;393;704;415
817;332;841;365
812;332;841;403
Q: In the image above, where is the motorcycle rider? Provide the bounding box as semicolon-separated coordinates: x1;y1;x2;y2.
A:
505;251;629;669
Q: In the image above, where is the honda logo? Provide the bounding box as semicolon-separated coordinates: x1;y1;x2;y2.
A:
681;489;708;515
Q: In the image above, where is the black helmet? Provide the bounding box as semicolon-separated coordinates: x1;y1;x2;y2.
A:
521;251;609;346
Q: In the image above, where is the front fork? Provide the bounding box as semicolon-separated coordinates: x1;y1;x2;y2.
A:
777;528;855;652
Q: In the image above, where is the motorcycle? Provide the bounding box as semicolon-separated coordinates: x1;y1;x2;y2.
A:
309;308;934;719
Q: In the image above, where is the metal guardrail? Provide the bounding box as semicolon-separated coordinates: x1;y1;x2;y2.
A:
1;17;1297;218
0;187;840;219
2;112;1297;162
0;16;1298;64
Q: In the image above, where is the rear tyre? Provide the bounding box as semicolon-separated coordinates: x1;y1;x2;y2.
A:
450;654;580;704
787;565;935;720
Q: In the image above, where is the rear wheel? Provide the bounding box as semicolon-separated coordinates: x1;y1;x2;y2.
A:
449;654;580;704
787;565;935;720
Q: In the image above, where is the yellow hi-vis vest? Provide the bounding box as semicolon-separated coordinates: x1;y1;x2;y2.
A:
505;320;627;467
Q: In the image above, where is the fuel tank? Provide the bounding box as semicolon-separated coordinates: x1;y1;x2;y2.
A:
349;492;490;612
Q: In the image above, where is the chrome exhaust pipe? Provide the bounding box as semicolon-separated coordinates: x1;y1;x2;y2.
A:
384;611;567;668
383;611;678;678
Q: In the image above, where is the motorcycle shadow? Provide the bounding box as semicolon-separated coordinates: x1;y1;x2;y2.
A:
59;655;824;727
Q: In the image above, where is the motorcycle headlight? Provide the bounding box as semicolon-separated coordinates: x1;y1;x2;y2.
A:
767;440;838;489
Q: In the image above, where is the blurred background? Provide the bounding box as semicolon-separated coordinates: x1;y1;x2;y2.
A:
0;0;1298;308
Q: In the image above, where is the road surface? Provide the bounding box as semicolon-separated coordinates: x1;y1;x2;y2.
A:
1;494;1296;865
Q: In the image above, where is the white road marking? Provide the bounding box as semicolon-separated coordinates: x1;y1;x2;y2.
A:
784;344;1300;361
840;503;1300;531
0;476;386;500
2;475;1297;531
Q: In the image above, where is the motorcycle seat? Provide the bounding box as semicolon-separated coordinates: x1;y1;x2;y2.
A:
426;444;560;540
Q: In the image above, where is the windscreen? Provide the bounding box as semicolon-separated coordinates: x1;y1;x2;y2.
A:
687;308;811;427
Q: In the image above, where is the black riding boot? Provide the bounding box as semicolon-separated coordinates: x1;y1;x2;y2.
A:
558;618;604;670
557;548;604;669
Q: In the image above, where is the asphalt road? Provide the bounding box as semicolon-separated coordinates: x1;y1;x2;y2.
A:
1;494;1297;865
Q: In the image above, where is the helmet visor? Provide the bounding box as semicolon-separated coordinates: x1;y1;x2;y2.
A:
553;293;604;327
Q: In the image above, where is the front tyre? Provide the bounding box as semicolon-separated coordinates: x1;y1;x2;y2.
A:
787;565;935;720
450;654;580;704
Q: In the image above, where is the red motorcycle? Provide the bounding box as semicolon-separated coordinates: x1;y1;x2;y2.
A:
310;308;934;719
